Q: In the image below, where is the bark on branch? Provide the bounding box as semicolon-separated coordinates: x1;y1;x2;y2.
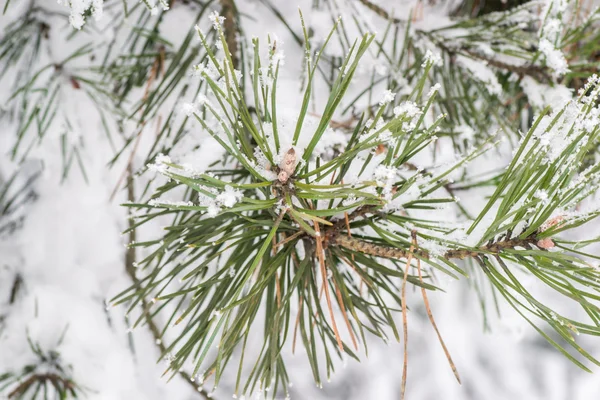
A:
220;0;239;70
331;234;538;261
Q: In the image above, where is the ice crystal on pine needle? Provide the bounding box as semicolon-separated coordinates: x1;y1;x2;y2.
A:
378;89;396;106
57;0;104;29
208;11;225;29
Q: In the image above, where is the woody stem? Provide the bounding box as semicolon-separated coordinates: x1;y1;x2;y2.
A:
330;235;539;261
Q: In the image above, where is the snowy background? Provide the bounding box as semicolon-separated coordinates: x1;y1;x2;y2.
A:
1;0;600;399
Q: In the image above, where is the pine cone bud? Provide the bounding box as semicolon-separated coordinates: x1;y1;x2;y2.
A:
278;170;289;183
537;238;555;249
540;216;564;232
279;148;297;176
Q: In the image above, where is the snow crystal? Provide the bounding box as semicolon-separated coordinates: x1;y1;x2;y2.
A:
542;19;562;42
422;50;442;67
158;0;169;10
534;189;549;204
312;128;348;159
393;102;421;119
209;11;225;29
148;199;194;208
539;39;569;77
216;185;243;208
393;101;422;130
148;153;172;173
198;185;243;217
181;102;198;117
269;36;286;68
379;89;396;106
373;165;396;185
540;1;568;43
373;165;398;205
456;56;502;96
457;125;476;145
58;0;104;29
191;64;205;77
427;83;442;98
196;94;211;106
520;76;572;110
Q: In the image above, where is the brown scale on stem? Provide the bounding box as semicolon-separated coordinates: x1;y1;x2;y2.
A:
330;233;538;261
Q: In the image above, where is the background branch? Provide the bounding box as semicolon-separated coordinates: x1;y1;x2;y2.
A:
124;165;211;399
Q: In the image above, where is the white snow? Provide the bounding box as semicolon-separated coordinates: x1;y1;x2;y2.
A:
57;0;104;29
539;39;569;77
379;89;396;106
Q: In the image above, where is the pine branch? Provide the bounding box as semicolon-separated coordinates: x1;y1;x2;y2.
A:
0;336;83;399
430;38;554;83
330;232;538;261
7;373;75;399
113;10;600;397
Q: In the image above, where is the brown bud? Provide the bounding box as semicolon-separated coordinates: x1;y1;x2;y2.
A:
537;238;555;249
540;216;564;232
278;170;289;183
279;148;297;176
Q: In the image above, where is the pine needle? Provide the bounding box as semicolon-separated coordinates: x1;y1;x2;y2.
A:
292;293;303;354
314;221;344;352
414;233;462;384
400;234;416;400
333;273;359;350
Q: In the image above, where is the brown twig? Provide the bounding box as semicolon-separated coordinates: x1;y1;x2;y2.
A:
329;205;378;233
110;48;165;202
331;234;538;261
220;0;239;70
332;235;428;259
463;48;553;83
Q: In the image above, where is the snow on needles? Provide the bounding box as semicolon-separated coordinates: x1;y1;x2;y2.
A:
198;185;243;217
538;39;569;77
58;0;171;29
146;153;244;217
58;0;104;29
538;0;570;77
